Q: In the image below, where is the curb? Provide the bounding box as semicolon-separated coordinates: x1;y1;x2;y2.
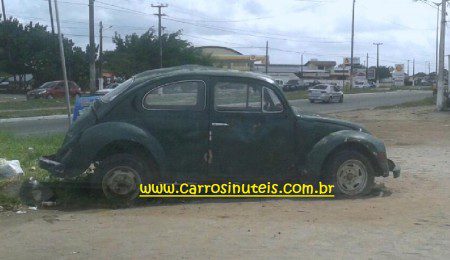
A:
0;114;69;123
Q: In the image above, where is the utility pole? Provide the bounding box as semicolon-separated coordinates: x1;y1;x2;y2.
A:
53;0;71;126
437;0;447;111
428;61;431;75
265;41;269;74
301;53;304;85
366;53;369;80
88;0;96;94
434;2;441;74
1;0;6;21
412;58;415;86
373;42;383;86
407;59;410;76
152;3;168;68
47;0;55;34
98;21;103;90
447;56;450;94
350;0;356;90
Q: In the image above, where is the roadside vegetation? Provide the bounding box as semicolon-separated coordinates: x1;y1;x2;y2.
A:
0;133;63;209
0;98;75;118
376;96;435;109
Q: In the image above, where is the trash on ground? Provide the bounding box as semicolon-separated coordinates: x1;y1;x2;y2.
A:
15;210;26;214
28;206;38;211
20;177;54;206
41;201;57;207
0;158;24;180
0;206;3;212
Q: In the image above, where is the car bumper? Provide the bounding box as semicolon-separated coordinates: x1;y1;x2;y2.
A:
39;155;66;177
387;159;401;178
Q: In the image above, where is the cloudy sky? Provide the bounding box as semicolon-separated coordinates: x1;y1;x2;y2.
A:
4;0;447;72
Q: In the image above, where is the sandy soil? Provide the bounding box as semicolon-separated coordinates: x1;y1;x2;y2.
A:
1;106;450;259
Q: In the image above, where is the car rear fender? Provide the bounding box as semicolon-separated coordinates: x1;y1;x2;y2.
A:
305;130;386;177
76;122;165;171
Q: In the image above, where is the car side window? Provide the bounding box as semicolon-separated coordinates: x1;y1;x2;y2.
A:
263;87;283;112
214;81;261;112
143;81;206;110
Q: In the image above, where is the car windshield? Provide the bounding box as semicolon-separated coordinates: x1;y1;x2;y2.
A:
100;78;134;103
312;85;327;90
38;82;56;89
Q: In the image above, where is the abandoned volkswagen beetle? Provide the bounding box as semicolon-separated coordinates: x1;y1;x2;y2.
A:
39;65;400;202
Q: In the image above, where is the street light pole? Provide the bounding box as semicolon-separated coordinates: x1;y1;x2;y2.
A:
88;0;96;94
437;0;447;111
1;0;6;21
434;2;441;74
53;0;71;126
350;0;356;90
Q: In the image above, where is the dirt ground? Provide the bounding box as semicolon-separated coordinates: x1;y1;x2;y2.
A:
1;105;450;259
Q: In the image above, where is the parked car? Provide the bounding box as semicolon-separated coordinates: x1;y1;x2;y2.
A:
354;81;370;88
282;79;307;91
308;84;343;103
39;65;400;203
26;81;81;100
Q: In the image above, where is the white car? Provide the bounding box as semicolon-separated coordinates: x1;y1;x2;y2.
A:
308;84;343;103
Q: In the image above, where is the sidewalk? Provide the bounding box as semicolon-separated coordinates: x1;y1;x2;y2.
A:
0;114;69;123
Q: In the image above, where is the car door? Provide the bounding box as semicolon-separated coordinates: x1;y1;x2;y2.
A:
53;82;65;98
138;77;210;182
209;77;297;183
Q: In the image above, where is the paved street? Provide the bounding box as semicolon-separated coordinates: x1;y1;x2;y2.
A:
0;90;432;136
290;90;432;113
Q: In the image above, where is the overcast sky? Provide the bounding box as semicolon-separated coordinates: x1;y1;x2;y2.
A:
4;0;447;72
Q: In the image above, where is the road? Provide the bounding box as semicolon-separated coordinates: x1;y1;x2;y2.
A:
0;90;432;135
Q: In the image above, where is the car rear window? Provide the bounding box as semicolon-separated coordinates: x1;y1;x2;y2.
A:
101;78;134;103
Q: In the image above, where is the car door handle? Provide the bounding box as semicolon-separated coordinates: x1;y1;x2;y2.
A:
211;122;229;127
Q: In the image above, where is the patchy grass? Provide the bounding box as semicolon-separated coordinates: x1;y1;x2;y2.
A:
283;90;309;100
0;132;64;208
0;132;64;181
376;97;435;109
0;108;70;118
0;98;75;118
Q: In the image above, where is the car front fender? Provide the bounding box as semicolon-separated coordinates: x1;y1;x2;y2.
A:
305;130;387;177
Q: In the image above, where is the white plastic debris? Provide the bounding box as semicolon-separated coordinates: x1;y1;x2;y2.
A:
0;158;24;180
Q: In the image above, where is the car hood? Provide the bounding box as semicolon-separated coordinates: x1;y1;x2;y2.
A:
291;107;369;133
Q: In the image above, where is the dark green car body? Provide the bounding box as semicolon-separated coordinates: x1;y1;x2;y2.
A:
40;65;400;184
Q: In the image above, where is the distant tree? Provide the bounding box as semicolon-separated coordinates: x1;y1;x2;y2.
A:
0;18;89;89
103;30;211;77
369;66;391;79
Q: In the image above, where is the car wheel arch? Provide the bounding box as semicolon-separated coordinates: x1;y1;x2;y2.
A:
305;131;383;177
319;142;382;179
76;122;166;174
95;140;160;174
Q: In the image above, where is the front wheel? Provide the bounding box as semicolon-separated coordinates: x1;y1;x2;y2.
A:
339;95;343;103
324;150;375;197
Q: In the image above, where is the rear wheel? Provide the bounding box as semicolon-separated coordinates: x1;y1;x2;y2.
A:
324;150;375;197
92;153;151;205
